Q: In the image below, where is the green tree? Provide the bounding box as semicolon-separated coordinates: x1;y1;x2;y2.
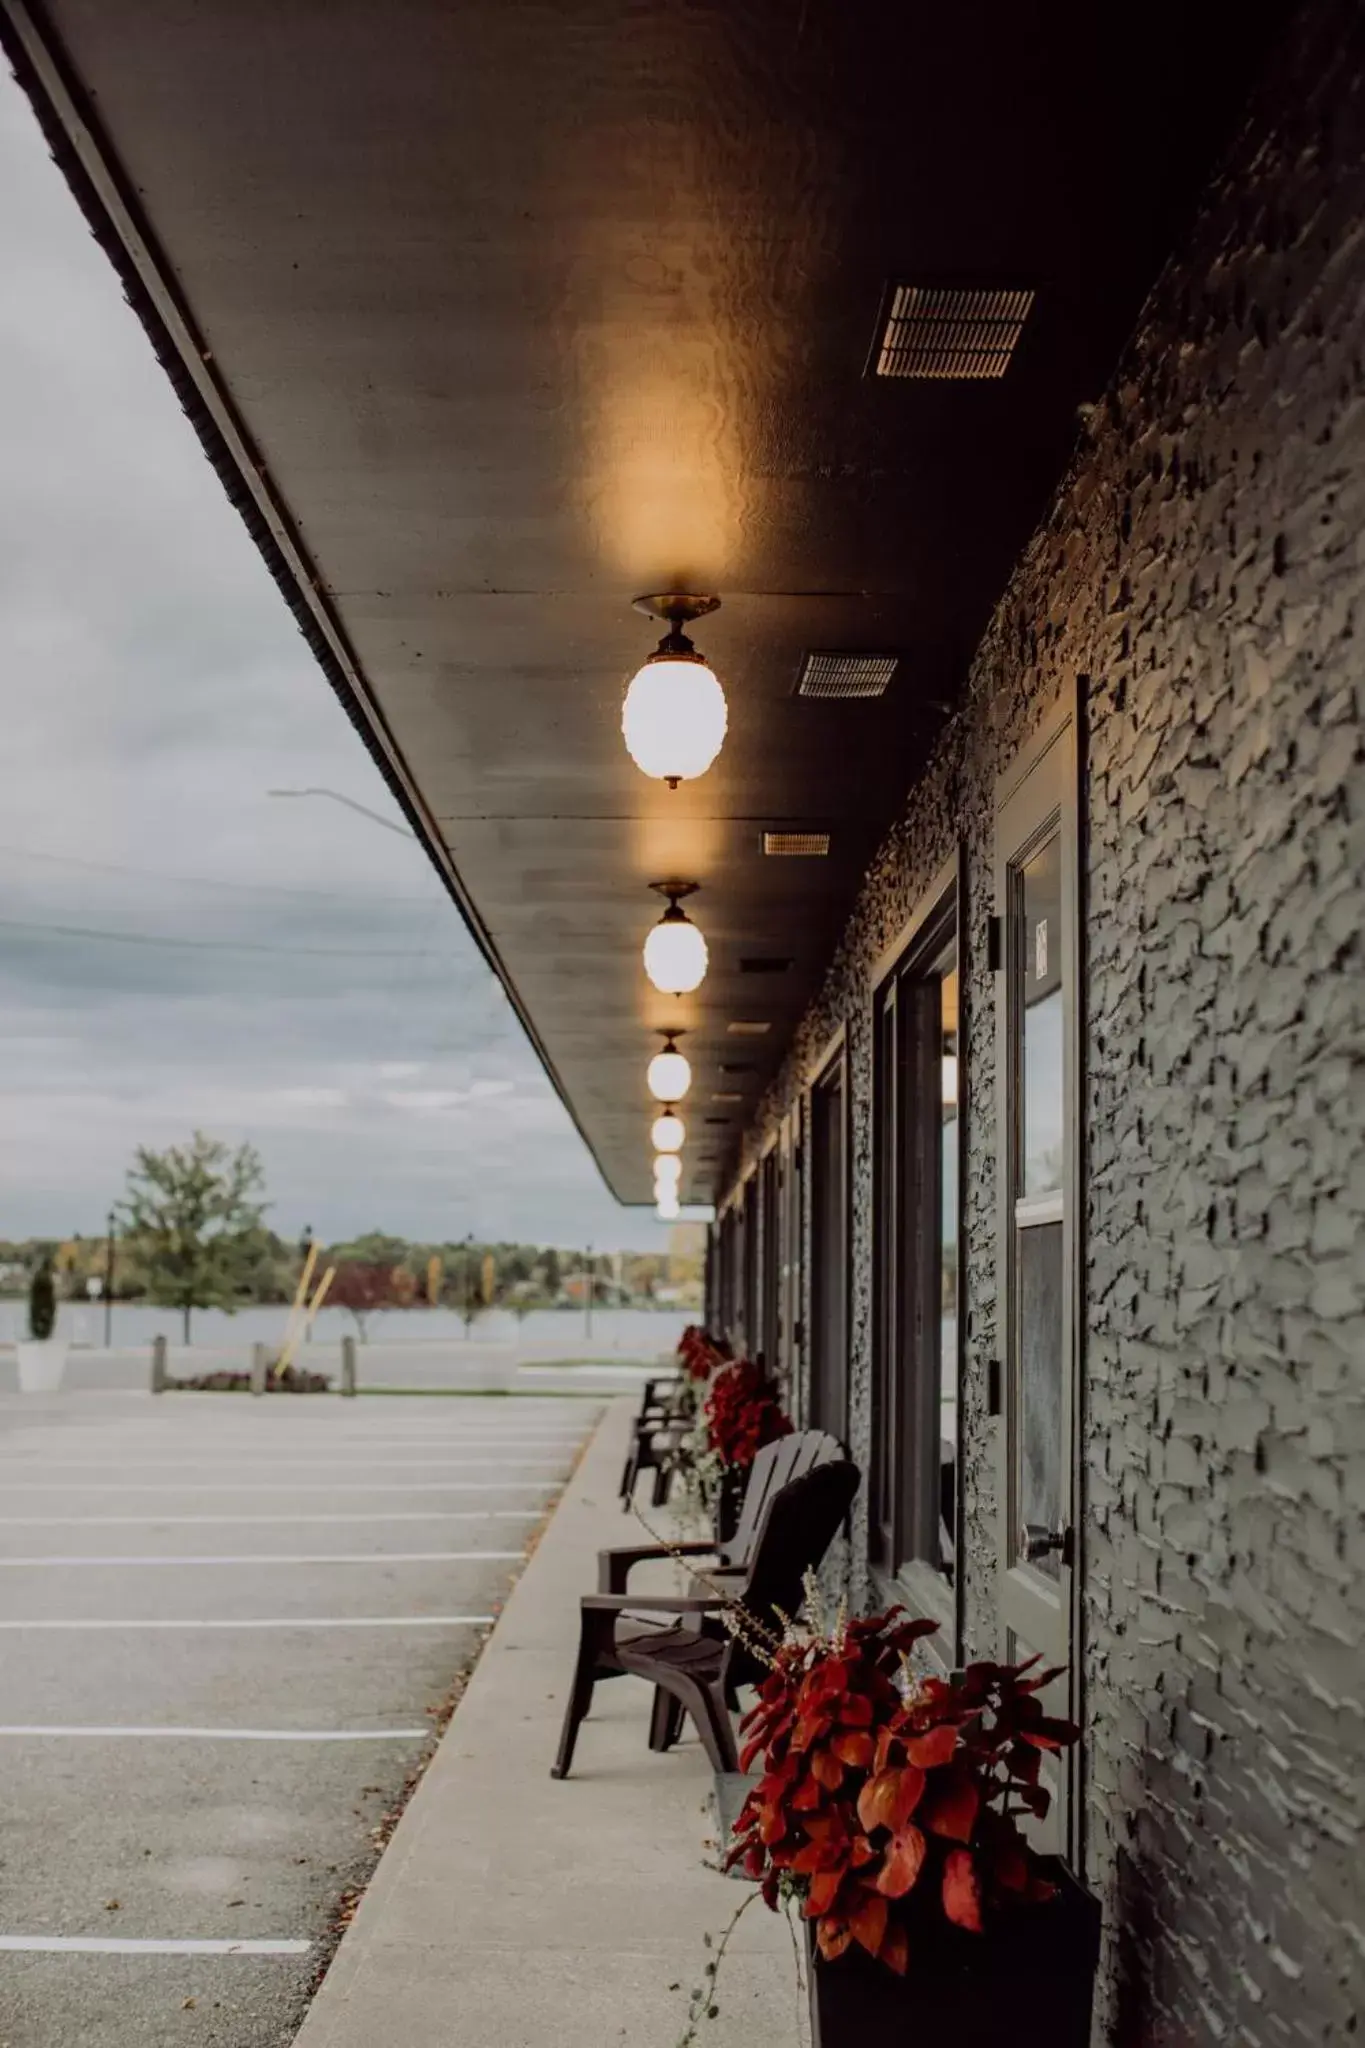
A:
118;1132;269;1342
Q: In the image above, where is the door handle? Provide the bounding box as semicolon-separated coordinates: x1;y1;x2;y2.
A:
1023;1523;1074;1569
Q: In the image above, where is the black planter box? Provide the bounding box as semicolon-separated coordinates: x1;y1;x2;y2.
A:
808;1861;1100;2048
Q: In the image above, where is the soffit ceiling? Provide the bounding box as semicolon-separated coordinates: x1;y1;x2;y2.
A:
4;0;1284;1204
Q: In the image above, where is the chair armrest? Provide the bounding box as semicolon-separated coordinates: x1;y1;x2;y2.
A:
598;1540;717;1595
581;1592;727;1614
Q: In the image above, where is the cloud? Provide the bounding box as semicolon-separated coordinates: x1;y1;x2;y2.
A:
0;76;693;1251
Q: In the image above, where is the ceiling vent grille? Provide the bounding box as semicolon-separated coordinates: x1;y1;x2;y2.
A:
711;1091;744;1104
763;830;830;857
739;956;792;974
797;651;898;699
726;1020;772;1037
874;285;1035;380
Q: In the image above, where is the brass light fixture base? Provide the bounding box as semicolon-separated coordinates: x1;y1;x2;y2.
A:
632;593;721;626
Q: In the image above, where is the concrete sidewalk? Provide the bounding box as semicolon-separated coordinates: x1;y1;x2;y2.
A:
291;1398;804;2048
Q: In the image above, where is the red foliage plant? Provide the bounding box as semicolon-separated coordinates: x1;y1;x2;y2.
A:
703;1355;792;1471
677;1326;726;1383
727;1608;1079;1976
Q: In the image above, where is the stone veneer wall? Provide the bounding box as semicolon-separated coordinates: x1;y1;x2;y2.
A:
720;8;1365;2041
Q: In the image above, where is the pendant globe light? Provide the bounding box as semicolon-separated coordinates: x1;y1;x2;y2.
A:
643;881;708;997
656;1190;681;1221
651;1110;685;1153
622;595;726;787
653;1153;682;1189
647;1029;691;1105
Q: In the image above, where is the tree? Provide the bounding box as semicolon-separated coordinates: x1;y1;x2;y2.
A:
539;1247;562;1300
118;1132;268;1342
328;1261;395;1342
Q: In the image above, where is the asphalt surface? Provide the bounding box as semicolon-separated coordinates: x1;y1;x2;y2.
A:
0;1391;601;2048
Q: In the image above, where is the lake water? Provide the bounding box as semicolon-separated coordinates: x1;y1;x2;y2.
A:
1;1300;692;1361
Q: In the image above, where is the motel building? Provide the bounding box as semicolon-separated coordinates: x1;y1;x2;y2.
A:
2;2;1359;2044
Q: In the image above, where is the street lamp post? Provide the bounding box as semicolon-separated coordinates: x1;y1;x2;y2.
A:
104;1208;115;1348
584;1243;593;1341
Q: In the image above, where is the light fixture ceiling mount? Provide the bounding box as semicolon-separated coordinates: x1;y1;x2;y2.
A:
643;880;708;996
647;1029;692;1105
622;594;727;787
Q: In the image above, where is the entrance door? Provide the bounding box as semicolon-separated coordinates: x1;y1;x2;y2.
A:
994;702;1081;1859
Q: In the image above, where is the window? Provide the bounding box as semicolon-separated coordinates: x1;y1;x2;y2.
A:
870;875;962;1616
809;1037;849;1435
994;698;1080;1856
778;1106;803;1392
759;1145;780;1367
740;1177;758;1354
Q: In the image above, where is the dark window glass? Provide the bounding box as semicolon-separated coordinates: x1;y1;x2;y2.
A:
871;903;961;1583
1017;1220;1064;1577
810;1055;847;1434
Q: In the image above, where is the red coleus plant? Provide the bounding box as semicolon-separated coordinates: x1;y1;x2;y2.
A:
727;1608;1078;1976
677;1326;726;1383
703;1355;792;1470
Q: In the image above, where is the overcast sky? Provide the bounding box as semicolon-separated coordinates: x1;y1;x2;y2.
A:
0;72;695;1252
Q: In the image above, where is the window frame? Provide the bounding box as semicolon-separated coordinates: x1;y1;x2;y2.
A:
807;1025;851;1440
758;1139;780;1367
868;856;964;1650
993;687;1084;1864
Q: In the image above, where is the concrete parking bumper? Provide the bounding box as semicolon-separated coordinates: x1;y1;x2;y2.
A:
291;1397;803;2048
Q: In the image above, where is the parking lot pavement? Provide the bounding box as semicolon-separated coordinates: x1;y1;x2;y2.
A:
0;1391;602;2048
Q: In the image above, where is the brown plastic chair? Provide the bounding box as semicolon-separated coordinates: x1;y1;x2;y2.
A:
617;1374;687;1507
551;1456;859;1779
600;1427;845;1592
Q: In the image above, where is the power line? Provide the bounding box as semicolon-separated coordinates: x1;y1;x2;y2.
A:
0;843;433;906
0;915;438;961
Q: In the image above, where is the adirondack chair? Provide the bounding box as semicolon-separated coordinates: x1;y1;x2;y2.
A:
617;1374;689;1508
551;1455;859;1779
601;1427;845;1593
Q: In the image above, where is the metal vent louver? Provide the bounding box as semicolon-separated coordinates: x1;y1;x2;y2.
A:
875;285;1035;380
739;956;792;974
763;830;831;857
797;652;898;699
726;1020;772;1037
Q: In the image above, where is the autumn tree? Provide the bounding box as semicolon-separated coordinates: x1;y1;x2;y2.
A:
328;1261;395;1342
118;1132;269;1342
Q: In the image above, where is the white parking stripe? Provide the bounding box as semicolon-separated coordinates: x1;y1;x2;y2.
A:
0;1552;525;1566
0;1614;496;1629
0;1936;311;1955
0;1460;564;1472
0;1511;540;1526
0;1482;553;1493
0;1726;431;1741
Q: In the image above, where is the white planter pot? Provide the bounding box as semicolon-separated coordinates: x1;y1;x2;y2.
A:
17;1340;68;1394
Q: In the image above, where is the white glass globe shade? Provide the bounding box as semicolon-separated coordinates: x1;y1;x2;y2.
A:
647;1048;692;1103
651;1111;685;1153
643;913;708;996
653;1153;682;1188
656;1191;681;1221
621;654;727;785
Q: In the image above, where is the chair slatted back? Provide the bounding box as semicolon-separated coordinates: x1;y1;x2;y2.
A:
724;1458;860;1690
723;1429;845;1567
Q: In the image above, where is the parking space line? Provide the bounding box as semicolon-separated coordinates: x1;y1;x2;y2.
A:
0;1725;430;1740
0;1552;526;1566
0;1482;554;1493
0;1936;311;1955
0;1510;540;1526
0;1460;568;1471
0;1615;497;1630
